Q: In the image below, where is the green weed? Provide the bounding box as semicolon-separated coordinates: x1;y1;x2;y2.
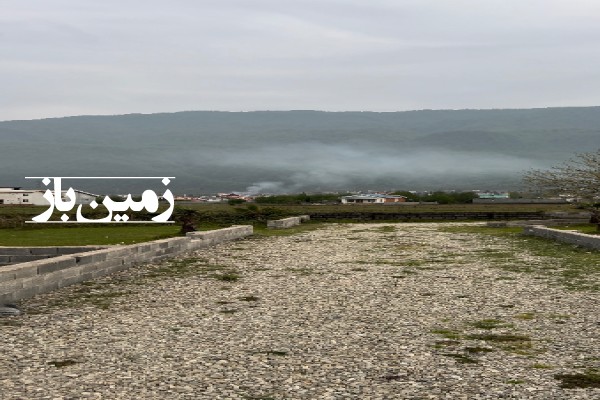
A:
554;369;600;388
213;273;240;282
239;296;260;302
469;319;510;330
431;329;462;340
442;353;478;364
464;346;494;353
530;363;554;369
47;359;79;368
514;312;536;320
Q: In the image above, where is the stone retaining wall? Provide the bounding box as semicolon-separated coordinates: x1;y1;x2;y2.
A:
0;246;105;266
0;225;253;303
186;225;254;246
267;215;310;229
473;198;568;204
523;225;600;250
309;211;544;221
488;219;590;228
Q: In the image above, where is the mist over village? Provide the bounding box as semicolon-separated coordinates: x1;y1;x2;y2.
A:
1;1;599;399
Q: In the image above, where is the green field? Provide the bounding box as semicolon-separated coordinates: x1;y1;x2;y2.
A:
0;225;181;246
0;202;589;246
177;202;576;214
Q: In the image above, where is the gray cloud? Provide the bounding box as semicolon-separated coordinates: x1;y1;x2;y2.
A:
1;1;600;120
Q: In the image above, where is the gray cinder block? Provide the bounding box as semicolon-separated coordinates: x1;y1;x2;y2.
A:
29;247;59;256
523;225;600;251
1;225;254;301
0;248;33;256
267;217;302;229
37;256;77;274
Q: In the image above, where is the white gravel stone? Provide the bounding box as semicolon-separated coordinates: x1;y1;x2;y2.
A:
1;222;598;399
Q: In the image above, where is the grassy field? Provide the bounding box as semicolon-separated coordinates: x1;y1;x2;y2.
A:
0;224;181;246
0;202;588;246
177;202;577;214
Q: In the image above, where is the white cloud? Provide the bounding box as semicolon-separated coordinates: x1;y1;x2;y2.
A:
1;0;599;120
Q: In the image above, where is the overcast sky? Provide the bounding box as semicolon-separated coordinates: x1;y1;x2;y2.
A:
1;0;600;121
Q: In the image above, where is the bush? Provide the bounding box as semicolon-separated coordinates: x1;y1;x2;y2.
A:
255;192;343;204
391;191;477;204
228;198;246;205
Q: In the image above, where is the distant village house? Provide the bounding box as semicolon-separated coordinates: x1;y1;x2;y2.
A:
476;191;510;199
0;187;97;206
341;194;407;204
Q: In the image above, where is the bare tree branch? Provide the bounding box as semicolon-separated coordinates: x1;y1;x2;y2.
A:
523;149;600;201
523;149;600;227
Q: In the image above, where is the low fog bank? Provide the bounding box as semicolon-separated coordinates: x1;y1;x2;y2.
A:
2;142;552;195
193;143;546;194
2;108;597;194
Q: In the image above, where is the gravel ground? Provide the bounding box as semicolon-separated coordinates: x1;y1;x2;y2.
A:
1;222;599;399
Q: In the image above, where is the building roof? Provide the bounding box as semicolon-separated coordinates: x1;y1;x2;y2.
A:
342;194;406;200
477;192;510;199
0;188;98;196
74;190;99;197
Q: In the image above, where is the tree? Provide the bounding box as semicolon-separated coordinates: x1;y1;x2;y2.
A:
172;208;197;234
523;149;600;228
227;198;246;205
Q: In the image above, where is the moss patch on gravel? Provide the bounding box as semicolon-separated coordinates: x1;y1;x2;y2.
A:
554;369;600;388
431;328;462;340
36;288;135;311
252;223;324;237
243;395;278;400
212;272;241;282
142;257;220;278
439;225;600;291
466;333;535;355
469;318;511;330
239;295;260;302
442;353;478;364
47;359;79;368
432;326;538;358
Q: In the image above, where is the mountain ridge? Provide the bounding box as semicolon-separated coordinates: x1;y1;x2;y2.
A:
1;107;599;194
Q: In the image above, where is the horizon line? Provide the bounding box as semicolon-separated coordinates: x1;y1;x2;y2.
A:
2;105;599;123
25;177;176;180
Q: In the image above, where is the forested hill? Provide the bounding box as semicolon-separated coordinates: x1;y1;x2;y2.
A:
1;107;599;194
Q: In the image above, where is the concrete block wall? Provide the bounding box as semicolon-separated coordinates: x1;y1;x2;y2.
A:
264;215;309;229
0;246;105;266
523;225;600;250
0;225;253;303
267;217;302;229
308;211;544;221
488;218;590;228
545;212;591;219
186;225;254;247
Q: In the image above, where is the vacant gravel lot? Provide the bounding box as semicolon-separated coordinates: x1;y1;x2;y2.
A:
1;222;599;399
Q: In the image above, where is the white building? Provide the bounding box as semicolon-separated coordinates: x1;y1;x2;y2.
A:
0;187;98;206
476;191;510;199
341;194;407;204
